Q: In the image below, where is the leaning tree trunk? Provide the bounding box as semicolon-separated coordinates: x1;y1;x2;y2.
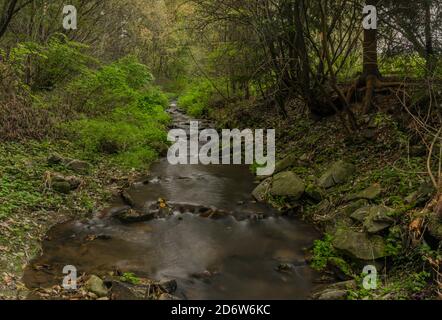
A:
0;0;19;39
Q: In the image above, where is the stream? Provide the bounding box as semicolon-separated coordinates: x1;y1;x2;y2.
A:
23;103;320;300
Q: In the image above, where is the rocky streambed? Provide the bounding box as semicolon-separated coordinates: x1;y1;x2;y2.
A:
22;104;322;300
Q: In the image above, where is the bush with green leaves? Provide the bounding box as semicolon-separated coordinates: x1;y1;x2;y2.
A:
62;56;170;168
178;79;217;117
9;34;97;90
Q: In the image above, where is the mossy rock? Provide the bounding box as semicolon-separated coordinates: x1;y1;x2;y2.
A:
318;160;355;189
305;184;325;202
332;228;389;260
346;183;382;201
274;153;299;174
67;159;90;174
85;275;108;297
351;205;395;234
269;171;305;200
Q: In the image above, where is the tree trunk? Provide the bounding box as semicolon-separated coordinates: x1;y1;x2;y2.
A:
0;0;19;39
362;0;380;79
424;0;435;75
361;0;381;113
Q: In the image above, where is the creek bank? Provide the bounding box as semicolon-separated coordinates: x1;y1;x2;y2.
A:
0;141;152;300
22;105;321;300
204;99;441;300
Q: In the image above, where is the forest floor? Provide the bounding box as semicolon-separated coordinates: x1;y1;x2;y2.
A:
206;97;441;300
0;140;145;299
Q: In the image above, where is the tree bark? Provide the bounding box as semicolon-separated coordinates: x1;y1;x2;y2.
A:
0;0;19;39
362;0;380;79
424;0;435;75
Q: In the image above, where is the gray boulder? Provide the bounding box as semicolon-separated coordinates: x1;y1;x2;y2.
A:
351;205;395;234
347;184;382;201
305;184;325;202
269;171;305;200
318;160;355;188
50;174;81;194
332;228;389;260
317;289;348;300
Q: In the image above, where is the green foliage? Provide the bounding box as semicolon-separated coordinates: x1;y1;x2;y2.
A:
385;226;404;257
178;79;216;117
66;55;155;115
0;141;100;220
310;234;334;270
310;234;352;276
62;56;170;168
380;54;427;78
10;34;97;90
120;272;141;285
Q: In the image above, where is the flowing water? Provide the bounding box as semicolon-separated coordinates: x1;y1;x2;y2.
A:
23;104;320;300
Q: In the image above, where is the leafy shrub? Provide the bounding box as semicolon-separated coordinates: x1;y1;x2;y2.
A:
9;34;97;90
178;79;216;117
311;234;352;276
62;56;170;168
66;55;155;115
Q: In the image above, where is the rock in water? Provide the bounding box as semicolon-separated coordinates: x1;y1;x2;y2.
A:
121;190;136;207
332;228;388;260
85;275;108;297
252;178;271;202
269;171;305;200
115;208;155;223
159;279;178;294
318;160;355;189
